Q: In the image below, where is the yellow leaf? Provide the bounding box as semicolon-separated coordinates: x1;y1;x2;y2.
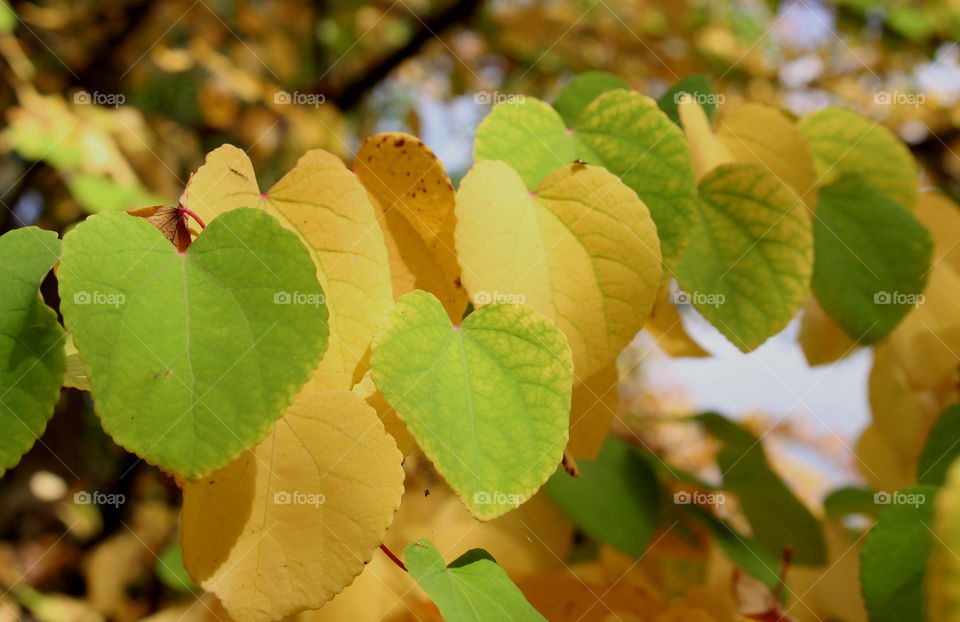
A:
644;287;710;358
856;423;915;493
857;343;940;490
290;553;411;622
916;191;960;274
180;390;405;622
787;523;868;622
455;160;662;380
182;145;394;390
797;297;858;366
888;263;960;390
568;363;620;459
679;94;734;183
354;132;467;320
353;371;414;455
717;103;818;209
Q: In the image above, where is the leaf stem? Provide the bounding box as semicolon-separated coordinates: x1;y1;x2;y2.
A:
380;543;407;572
179;205;207;229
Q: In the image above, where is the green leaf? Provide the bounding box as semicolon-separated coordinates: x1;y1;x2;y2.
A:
545;437;660;557
572;89;698;269
474;90;696;268
928;459;960;622
800;107;919;209
861;485;936;622
58;208;328;479
812;174;933;343
657;75;718;126
823;486;880;519
919;404;960;487
0;227;65;475
405;539;547;622
473;98;574;189
371;290;573;520
691;507;780;589
677;163;813;351
552;71;629;125
696;412;826;565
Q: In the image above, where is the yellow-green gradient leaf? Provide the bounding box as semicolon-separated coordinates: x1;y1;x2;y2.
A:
371;291;573;520
678;163;813;351
455;160;661;380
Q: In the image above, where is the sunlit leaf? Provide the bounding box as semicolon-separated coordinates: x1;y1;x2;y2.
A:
371;290;573;520
181;390;404;622
678;163;813;352
800;107;918;209
182;144;393;391
59;209;328;478
455;160;661;379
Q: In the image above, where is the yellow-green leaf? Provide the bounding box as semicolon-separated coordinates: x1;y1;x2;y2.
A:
717;102;818;209
371;291;573;520
800;107;918;209
455;160;661;379
677;163;813;351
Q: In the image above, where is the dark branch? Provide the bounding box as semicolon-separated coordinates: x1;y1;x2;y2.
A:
316;0;484;110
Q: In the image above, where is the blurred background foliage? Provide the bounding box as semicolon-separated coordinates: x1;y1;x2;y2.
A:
0;0;958;620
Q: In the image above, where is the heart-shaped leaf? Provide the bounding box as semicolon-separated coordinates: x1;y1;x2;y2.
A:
59;208;328;478
677;162;813;351
0;227;65;474
371;290;573;520
474;90;696;268
181;390;404;622
405;539;547;622
183;145;393;391
455;160;661;380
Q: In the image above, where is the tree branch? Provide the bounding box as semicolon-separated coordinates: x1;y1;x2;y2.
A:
315;0;484;110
